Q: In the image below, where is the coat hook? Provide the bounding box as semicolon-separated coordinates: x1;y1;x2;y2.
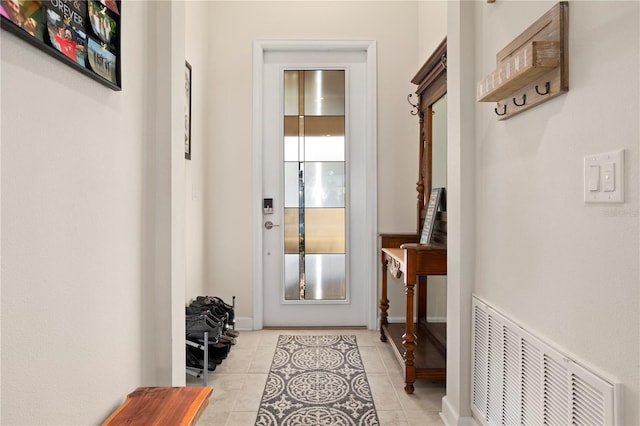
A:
407;94;419;116
513;94;527;107
535;82;550;96
495;104;507;116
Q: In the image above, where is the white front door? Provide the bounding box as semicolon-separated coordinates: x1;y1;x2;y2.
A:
256;43;376;328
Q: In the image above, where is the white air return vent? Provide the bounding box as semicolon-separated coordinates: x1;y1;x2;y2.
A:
472;296;621;426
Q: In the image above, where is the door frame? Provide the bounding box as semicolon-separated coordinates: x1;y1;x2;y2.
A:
252;39;378;330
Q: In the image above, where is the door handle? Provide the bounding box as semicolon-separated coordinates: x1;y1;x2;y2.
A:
264;221;280;230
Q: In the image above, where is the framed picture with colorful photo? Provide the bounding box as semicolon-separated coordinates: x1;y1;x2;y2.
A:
1;0;44;41
1;0;121;90
185;60;192;160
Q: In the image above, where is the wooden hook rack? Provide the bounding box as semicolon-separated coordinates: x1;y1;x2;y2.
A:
477;1;568;120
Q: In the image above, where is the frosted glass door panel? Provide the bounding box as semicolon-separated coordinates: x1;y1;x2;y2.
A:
283;254;346;301
282;69;346;301
303;70;345;116
284;162;300;208
304;255;346;300
284;208;345;254
303;162;345;208
303;208;345;253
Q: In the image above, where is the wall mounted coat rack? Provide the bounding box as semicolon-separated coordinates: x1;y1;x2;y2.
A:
477;1;568;120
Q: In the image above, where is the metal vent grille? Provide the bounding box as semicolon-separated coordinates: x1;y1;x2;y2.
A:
473;304;489;415
503;327;522;425
544;355;570;425
521;339;543;425
572;374;605;425
471;296;619;426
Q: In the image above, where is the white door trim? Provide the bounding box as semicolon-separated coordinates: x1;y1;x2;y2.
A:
252;39;378;330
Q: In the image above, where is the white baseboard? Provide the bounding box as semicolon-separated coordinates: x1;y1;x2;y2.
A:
245;316;446;329
387;316;415;323
440;396;457;426
386;316;447;324
233;316;254;331
441;396;478;426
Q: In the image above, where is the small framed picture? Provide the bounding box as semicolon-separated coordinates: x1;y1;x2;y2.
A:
420;187;445;245
185;60;192;160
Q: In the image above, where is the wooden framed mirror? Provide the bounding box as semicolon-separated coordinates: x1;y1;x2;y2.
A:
411;37;447;235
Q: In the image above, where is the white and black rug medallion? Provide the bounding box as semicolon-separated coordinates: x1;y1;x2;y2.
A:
256;335;380;426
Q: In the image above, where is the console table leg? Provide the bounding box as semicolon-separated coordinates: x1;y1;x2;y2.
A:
380;258;389;342
404;382;415;394
402;282;416;394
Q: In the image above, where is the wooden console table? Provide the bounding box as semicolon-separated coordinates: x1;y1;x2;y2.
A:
380;234;447;394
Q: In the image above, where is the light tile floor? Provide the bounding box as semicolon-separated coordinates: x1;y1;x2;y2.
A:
188;328;445;426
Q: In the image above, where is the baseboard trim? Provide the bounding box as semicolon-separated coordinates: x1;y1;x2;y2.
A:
387;316;446;324
243;317;372;331
387;316;416;324
440;395;456;426
234;317;253;331
441;396;478;426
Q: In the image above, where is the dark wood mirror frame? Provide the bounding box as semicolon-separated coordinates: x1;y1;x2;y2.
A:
411;37;447;234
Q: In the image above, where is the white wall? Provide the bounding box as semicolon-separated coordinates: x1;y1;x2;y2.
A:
203;1;431;323
443;2;477;422
461;1;639;424
418;0;447;61
185;1;209;301
1;1;187;423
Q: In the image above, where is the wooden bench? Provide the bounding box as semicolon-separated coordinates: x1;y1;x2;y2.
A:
102;386;213;426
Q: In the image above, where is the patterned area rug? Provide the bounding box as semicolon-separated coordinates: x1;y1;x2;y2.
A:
256;335;380;426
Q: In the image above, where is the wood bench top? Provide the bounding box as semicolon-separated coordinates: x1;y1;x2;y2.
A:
102;386;213;426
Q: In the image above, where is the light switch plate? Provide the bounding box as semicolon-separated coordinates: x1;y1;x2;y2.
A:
584;149;624;203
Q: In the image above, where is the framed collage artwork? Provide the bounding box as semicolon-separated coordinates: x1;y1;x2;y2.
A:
1;0;121;90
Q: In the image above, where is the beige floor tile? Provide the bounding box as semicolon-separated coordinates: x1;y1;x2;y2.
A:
225;411;259;426
405;410;445;425
249;346;276;373
196;408;229;425
360;346;387;373
377;343;405;372
354;330;385;347
231;331;261;349
256;331;283;347
233;373;268;412
209;388;242;413
395;388;444;412
214;348;256;374
207;372;246;391
367;372;404;411
376;409;409;426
